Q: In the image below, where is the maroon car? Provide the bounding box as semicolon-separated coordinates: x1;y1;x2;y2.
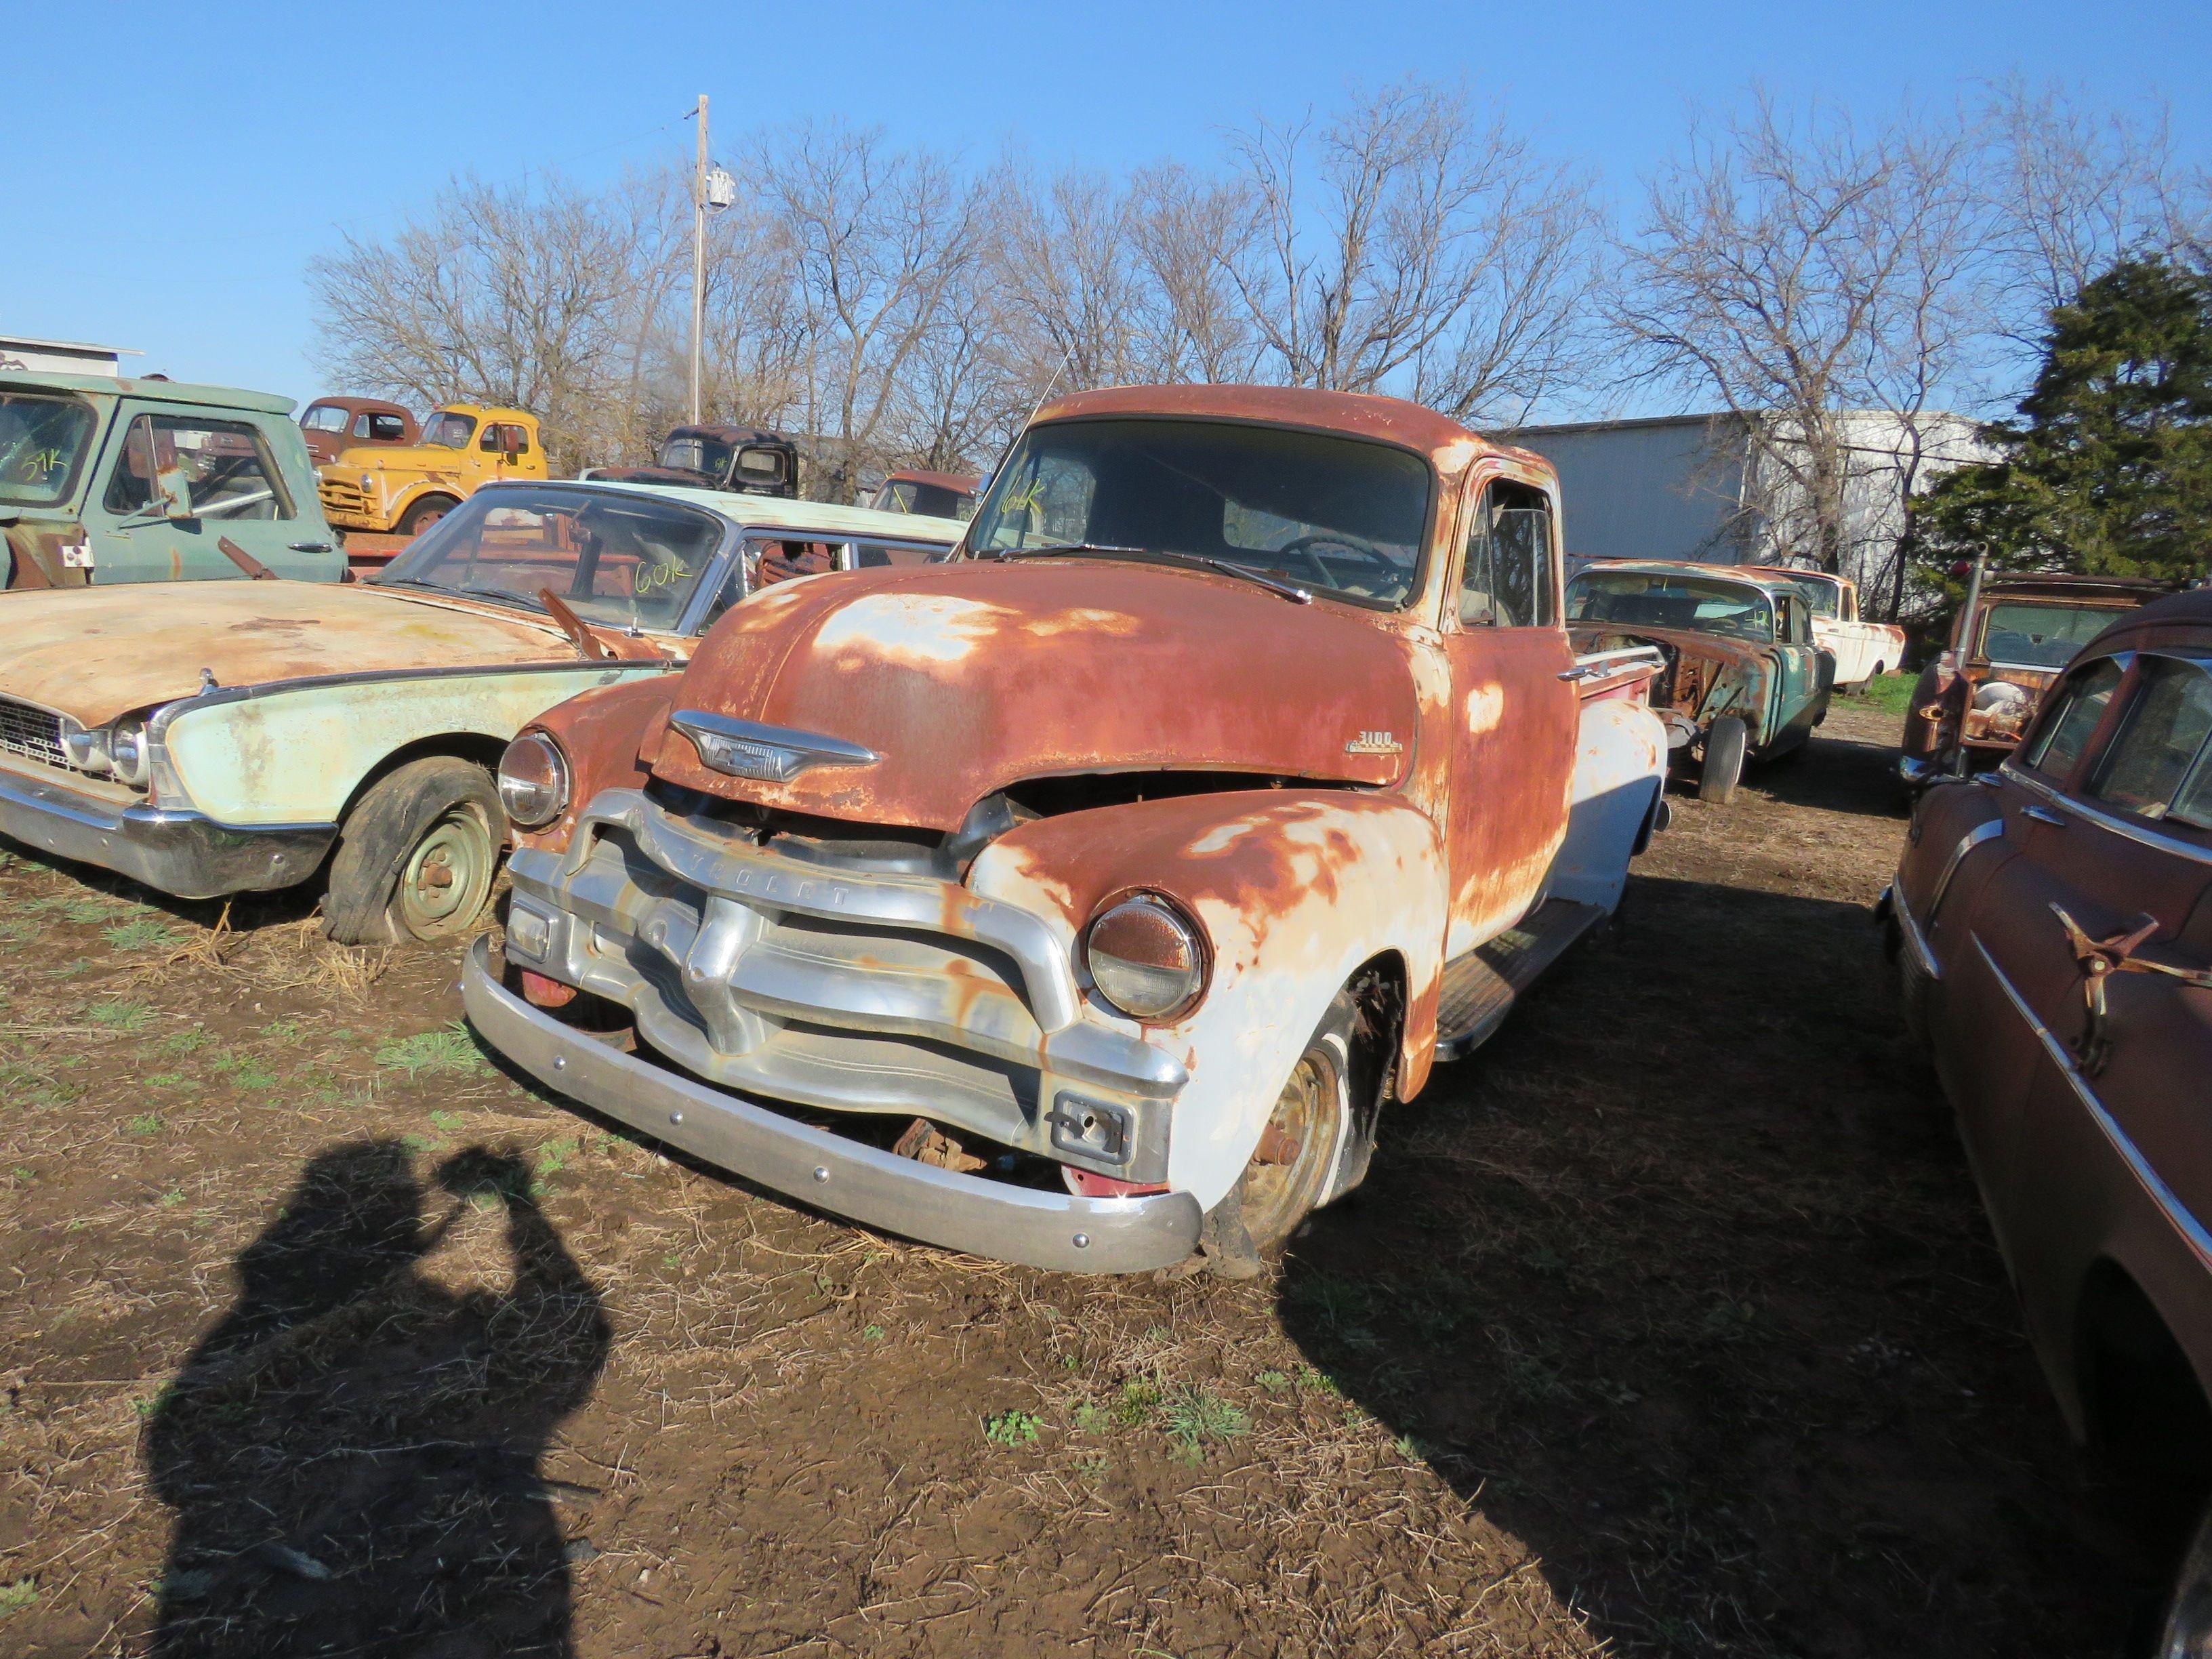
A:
590;424;798;497
869;468;977;520
1883;587;2212;1644
298;396;417;467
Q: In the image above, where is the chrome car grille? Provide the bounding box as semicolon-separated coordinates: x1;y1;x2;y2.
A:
504;789;1185;1180
0;697;66;769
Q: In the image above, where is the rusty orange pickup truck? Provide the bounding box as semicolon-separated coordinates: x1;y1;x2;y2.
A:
462;385;1671;1275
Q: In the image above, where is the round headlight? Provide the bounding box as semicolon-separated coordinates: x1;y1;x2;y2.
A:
498;732;571;827
1972;680;2031;712
359;472;375;493
1084;893;1208;1021
108;719;150;786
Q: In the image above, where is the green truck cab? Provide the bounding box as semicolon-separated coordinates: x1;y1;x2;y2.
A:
0;371;341;589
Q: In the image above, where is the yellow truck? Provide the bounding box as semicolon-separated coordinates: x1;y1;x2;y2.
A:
316;404;544;536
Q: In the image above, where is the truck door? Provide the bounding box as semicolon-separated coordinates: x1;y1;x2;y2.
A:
81;404;338;582
1439;474;1579;957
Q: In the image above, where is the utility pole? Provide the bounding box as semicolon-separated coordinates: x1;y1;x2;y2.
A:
689;93;708;426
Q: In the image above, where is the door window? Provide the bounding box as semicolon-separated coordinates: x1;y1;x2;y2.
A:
2085;657;2212;823
1460;480;1555;628
2024;657;2125;779
102;414;294;520
366;412;407;442
480;423;530;455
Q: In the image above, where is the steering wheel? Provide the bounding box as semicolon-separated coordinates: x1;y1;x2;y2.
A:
1277;530;1397;591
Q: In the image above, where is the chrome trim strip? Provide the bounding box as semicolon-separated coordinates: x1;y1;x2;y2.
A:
1971;934;2212;1271
462;939;1202;1274
1891;878;1941;981
1929;818;2006;920
2004;764;2212;868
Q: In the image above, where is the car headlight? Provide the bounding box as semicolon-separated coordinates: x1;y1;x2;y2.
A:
360;472;375;493
108;719;150;786
497;732;571;827
1972;680;2031;713
1084;893;1208;1021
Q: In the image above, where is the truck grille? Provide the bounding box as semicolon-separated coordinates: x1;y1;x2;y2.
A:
503;790;1185;1179
317;478;369;515
0;697;66;769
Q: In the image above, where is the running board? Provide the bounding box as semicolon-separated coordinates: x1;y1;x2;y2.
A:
1433;898;1609;1061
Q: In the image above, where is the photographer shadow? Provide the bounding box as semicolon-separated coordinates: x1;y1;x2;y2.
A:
144;1141;609;1659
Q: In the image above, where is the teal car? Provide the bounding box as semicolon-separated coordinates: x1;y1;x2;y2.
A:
1566;561;1833;804
0;371;341;589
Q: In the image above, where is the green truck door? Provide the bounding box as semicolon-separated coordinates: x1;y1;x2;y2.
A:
81;403;341;583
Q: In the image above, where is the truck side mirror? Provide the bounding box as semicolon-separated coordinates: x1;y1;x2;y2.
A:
155;459;195;520
499;427;521;458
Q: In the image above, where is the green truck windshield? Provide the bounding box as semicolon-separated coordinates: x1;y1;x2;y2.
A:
0;391;97;507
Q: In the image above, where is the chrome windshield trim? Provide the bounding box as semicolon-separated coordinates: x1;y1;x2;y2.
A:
2003;764;2212;868
1972;934;2212;1271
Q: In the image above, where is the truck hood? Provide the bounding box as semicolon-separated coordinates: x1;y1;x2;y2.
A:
332;443;468;474
651;560;1421;831
0;581;569;725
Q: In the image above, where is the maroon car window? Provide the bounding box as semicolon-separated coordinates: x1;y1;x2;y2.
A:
2025;657;2125;777
2086;657;2212;820
366;413;407;442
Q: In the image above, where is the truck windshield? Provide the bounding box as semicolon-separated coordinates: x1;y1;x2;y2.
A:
965;417;1433;606
1773;574;1841;618
373;487;724;632
1567;571;1776;642
659;434;733;479
0;391;97;507
1979;601;2135;670
422;412;477;448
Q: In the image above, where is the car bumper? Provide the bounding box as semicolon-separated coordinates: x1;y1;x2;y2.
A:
0;762;334;898
462;939;1204;1274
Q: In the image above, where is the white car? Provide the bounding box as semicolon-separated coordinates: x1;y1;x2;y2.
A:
0;480;961;941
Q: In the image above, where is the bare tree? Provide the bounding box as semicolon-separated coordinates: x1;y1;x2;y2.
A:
1223;80;1602;423
1610;94;1987;579
763;121;991;499
1127;163;1260;384
1982;78;2211;343
308;175;653;473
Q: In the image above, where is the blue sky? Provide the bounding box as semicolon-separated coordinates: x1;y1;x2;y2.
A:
5;0;2207;402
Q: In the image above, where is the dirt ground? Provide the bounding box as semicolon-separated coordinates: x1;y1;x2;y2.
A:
0;701;2164;1658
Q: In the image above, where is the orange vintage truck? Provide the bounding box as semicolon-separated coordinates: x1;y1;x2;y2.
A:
462;385;1671;1276
316;404;545;537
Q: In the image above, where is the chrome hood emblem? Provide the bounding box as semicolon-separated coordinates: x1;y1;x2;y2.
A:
670;710;878;784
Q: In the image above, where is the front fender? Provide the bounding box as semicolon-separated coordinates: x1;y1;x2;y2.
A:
967;788;1447;1208
161;664;668;825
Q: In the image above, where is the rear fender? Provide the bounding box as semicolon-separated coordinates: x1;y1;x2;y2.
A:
968;788;1448;1208
1547;694;1666;913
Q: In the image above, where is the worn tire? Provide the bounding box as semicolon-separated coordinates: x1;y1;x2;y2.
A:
398;493;460;537
325;758;506;945
1699;716;1748;804
1198;989;1361;1281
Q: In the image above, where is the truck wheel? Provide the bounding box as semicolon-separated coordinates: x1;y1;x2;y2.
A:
1699;716;1748;804
1200;989;1359;1276
398;494;459;536
325;758;506;945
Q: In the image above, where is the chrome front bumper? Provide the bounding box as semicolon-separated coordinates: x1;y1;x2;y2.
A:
0;762;334;898
499;789;1187;1185
464;939;1202;1273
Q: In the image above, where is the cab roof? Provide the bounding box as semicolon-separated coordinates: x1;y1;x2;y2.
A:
0;368;293;416
1031;383;1538;473
1577;559;1801;598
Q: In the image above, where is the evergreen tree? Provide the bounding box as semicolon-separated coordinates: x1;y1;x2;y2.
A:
1917;258;2212;582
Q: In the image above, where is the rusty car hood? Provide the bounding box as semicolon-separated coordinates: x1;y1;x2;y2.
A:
650;560;1421;831
0;581;573;725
